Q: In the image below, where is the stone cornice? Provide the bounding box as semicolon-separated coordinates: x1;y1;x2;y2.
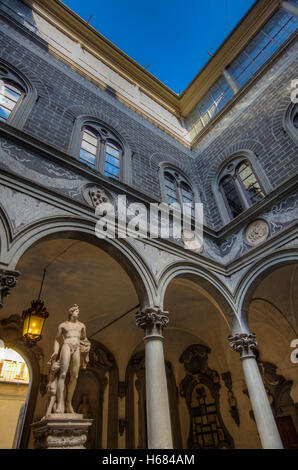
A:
22;0;281;120
0;269;20;308
1;0;291;148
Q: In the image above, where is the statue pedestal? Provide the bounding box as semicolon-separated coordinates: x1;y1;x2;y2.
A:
31;413;93;449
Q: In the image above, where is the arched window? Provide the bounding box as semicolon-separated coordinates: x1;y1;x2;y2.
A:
0;80;24;123
218;158;265;220
0;61;37;129
162;167;196;217
78;125;122;180
283;103;298;146
69;117;132;184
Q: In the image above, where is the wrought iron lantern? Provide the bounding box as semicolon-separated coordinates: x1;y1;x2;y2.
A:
22;299;49;343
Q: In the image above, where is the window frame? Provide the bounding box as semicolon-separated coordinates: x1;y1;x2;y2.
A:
0;59;37;129
160;163;198;218
213;151;272;224
283;103;298;146
0;79;25;124
69;116;132;184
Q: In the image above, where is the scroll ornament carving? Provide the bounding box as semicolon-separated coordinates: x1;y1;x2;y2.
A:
0;269;20;307
135;307;169;330
229;333;257;356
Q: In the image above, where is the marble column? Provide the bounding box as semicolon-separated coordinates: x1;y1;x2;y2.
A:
136;307;173;449
0;269;20;308
229;333;283;449
281;1;298;18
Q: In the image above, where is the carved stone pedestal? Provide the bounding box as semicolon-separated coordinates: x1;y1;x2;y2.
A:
31;413;93;449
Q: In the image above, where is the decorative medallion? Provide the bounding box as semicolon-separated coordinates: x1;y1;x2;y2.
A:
82;184;113;209
245;219;269;246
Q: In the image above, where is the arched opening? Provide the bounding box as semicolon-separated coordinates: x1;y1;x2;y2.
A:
0;232;150;448
156;269;260;449
0;343;31;448
242;262;298;449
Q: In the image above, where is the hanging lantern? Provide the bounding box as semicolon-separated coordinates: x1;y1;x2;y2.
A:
22;299;49;343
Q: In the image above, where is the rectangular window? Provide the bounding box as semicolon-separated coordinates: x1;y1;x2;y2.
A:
195;75;233;127
187;7;297;138
104;143;120;179
0;84;22;122
79;129;97;167
227;9;298;88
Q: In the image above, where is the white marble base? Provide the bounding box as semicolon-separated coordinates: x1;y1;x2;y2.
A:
31;413;93;449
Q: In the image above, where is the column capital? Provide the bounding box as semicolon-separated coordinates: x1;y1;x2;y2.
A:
136;307;169;330
0;269;20;308
228;333;257;358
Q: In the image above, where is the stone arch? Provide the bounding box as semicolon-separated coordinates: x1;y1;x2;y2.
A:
3;216;156;309
149;151;194;176
157;262;239;330
0;54;50;106
234;249;298;333
0;204;13;263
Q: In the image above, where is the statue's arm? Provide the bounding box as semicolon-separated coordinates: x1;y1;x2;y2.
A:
51;324;62;360
81;324;87;340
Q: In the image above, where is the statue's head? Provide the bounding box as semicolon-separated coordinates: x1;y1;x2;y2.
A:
68;304;79;320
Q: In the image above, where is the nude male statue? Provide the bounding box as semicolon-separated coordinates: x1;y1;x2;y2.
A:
50;304;90;414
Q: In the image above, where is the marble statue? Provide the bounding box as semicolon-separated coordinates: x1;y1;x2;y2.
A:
47;304;91;415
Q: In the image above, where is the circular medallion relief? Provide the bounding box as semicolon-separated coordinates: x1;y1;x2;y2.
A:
82;184;113;209
245;219;269;246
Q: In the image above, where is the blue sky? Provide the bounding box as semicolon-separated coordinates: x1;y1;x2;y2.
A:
62;0;256;93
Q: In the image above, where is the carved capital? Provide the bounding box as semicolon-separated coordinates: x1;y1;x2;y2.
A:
0;269;20;308
135;307;169;330
228;333;257;357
